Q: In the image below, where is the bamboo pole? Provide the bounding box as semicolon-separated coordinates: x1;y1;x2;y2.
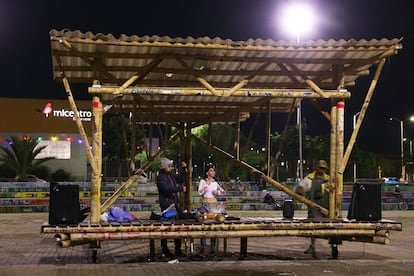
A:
228;80;249;96
54;233;69;241
335;101;345;218
114;74;139;94
62;78;97;175
196;77;219;96
42;221;402;234
89;86;350;98
58;240;92;248
342;235;390;245
340;58;387;174
329;103;337;219
69;229;376;242
227;61;272;96
60;231;389;248
90;96;103;223
305;79;328;98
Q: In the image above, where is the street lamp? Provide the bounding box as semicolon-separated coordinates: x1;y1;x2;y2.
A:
279;2;316;43
390;116;414;179
278;3;315;179
298;102;303;180
353;112;360;182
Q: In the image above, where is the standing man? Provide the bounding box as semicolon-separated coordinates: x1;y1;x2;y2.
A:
177;161;190;211
156;157;186;258
296;159;329;256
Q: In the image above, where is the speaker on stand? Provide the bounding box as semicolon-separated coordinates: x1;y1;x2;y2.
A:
49;182;80;225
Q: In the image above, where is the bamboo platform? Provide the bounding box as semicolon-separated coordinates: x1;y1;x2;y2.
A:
41;216;402;261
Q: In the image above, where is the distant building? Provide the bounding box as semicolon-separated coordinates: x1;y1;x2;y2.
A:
0;97;92;181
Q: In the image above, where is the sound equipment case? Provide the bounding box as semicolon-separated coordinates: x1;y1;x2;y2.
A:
49;182;80;225
347;182;382;221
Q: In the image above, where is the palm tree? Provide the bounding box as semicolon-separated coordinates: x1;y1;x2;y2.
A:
0;136;55;181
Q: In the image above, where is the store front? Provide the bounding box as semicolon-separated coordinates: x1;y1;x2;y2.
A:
0;97;92;181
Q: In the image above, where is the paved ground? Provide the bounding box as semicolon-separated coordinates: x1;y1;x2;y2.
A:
0;210;413;275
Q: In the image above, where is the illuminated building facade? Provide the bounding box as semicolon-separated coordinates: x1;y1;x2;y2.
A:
0;98;92;181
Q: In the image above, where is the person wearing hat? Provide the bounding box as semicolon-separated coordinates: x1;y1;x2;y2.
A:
296;159;330;256
156;157;186;258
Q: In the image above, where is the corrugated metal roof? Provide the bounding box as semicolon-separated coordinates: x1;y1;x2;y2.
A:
49;29;402;124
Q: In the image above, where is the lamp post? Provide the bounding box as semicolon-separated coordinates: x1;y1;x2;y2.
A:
279;3;315;180
353;112;360;183
390;116;414;180
298;102;303;180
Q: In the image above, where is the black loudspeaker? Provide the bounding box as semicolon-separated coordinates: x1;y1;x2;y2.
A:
347;183;381;221
283;200;295;219
49;182;80;225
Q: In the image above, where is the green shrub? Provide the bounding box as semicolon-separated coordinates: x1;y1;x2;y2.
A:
50;169;74;182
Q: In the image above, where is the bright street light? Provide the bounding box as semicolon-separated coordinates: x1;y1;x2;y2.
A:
278;2;316;42
276;2;317;179
278;2;316;179
389;116;414;179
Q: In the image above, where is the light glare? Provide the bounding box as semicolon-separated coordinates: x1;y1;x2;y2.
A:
279;2;316;41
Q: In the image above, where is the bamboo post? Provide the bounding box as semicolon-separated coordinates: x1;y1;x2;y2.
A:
335;101;345;218
329;103;337;219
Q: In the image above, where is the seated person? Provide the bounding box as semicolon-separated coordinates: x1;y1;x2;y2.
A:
264;193;274;204
393;185;401;196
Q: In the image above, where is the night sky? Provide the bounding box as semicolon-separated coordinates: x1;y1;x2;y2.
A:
1;0;412;155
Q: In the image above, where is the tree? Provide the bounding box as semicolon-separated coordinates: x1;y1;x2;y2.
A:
303;133;330;173
270;125;300;178
270;121;330;179
103;115;130;160
195;124;256;180
135;151;161;173
0;136;55;181
102;115;144;178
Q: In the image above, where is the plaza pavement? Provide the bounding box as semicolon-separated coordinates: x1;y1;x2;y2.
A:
0;210;413;275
